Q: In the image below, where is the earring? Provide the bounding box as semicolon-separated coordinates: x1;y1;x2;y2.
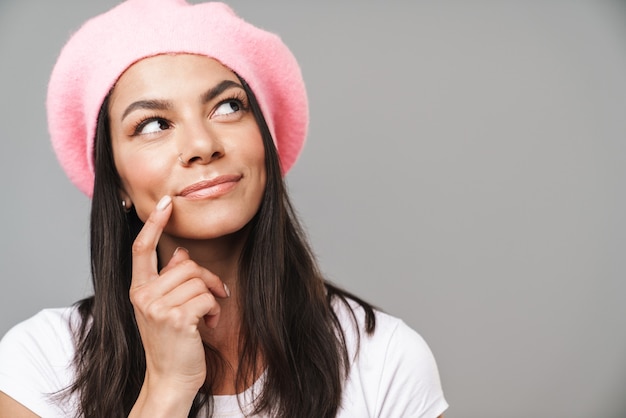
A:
122;200;130;213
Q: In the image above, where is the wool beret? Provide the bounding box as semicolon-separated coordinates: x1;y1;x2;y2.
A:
47;0;308;197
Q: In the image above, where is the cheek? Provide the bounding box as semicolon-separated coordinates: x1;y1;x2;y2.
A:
248;137;267;194
246;129;266;172
115;152;170;218
232;131;266;217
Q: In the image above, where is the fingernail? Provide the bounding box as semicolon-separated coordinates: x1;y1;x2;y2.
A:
156;195;172;211
173;247;188;257
223;283;231;298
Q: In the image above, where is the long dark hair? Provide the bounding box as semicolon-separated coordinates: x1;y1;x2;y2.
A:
65;75;376;418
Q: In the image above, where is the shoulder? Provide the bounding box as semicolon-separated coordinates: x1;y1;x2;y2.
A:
0;307;78;361
332;297;449;418
0;307;80;417
331;296;433;364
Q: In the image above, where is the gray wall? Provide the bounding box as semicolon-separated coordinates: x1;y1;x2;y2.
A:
1;1;625;417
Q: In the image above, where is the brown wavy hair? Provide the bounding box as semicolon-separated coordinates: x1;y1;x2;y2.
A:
64;76;376;417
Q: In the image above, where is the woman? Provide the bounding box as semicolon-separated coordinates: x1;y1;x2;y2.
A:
0;1;447;417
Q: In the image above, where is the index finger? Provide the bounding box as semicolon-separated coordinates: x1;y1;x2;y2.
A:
130;195;173;288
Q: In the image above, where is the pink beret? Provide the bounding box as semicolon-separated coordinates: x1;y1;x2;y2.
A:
47;0;308;197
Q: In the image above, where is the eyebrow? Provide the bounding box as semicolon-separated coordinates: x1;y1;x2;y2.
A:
121;79;245;121
201;80;244;104
121;99;172;121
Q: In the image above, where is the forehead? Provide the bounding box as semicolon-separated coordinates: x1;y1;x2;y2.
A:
109;54;239;110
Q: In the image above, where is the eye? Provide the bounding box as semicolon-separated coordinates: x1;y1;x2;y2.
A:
133;117;171;136
213;100;242;117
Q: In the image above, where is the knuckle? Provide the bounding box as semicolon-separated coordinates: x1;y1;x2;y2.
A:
129;287;148;307
131;238;150;256
201;293;219;313
168;308;188;330
190;277;207;292
203;270;219;285
180;260;205;278
145;300;167;322
179;259;198;271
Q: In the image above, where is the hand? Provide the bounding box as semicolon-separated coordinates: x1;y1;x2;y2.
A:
129;195;230;398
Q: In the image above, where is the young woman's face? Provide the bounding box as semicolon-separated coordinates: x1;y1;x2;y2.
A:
108;54;266;239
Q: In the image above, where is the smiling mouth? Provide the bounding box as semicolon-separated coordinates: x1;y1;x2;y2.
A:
178;174;242;199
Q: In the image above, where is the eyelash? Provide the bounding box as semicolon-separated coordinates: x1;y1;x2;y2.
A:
217;91;249;115
130;91;250;136
131;114;166;136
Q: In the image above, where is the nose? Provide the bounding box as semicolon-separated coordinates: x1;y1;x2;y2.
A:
177;121;224;166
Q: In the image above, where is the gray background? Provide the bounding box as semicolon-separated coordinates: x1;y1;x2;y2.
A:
1;1;625;417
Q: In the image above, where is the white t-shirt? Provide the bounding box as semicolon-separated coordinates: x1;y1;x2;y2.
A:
0;300;448;417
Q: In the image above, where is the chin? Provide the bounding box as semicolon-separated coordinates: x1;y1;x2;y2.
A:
167;216;254;241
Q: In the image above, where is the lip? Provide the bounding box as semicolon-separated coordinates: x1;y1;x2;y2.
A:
178;174;242;199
